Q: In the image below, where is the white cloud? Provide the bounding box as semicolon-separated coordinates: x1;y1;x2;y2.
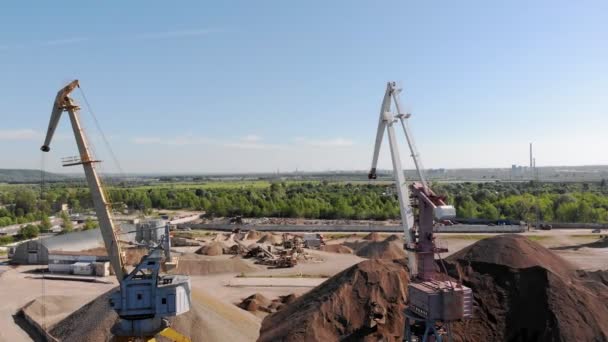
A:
132;134;356;151
0;28;219;52
134;28;220;40
131;136;212;146
132;133;288;150
294;137;355;147
132;137;163;145
223;134;285;149
41;38;89;46
224;141;285;150
240;134;262;143
0;129;40;140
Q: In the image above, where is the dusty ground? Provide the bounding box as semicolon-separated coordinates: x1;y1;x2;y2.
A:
0;265;116;342
2;229;608;341
187;250;364;312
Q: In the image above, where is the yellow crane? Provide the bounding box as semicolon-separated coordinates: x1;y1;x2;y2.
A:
41;80;192;342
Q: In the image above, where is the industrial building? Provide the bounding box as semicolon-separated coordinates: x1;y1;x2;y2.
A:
9;227;136;265
48;250;109;275
134;219;166;243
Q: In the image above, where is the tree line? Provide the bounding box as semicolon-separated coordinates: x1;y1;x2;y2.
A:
1;181;608;230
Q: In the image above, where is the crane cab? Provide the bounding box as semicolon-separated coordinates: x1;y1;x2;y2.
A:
109;250;191;337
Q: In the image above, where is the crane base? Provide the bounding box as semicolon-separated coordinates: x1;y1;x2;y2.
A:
404;309;452;342
111;320;192;342
111;317;167;337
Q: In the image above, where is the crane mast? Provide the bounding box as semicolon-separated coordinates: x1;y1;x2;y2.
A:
41;80;126;281
368;82;472;342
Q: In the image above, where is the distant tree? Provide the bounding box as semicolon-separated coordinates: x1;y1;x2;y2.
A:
14;189;37;215
83;217;98;230
19;224;39;239
15;208;24;217
478;202;500;220
60;211;73;232
39;215;52;233
0;235;14;245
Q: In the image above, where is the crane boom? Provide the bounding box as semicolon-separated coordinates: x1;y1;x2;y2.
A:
391;91;428;191
41;80;126;281
368;84;391;180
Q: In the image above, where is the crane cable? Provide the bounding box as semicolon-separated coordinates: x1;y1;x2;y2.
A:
76;85;125;256
77;86;125;178
77;85;121;208
39;152;47;331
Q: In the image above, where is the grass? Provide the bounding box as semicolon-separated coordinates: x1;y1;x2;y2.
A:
570;234;603;239
119;180;325;191
173;230;215;239
324;233;365;240
236;273;331;279
525;235;550;241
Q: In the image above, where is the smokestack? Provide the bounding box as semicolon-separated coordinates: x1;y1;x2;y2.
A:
529;143;533;169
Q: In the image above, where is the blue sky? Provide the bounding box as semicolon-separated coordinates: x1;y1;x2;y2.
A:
1;1;607;173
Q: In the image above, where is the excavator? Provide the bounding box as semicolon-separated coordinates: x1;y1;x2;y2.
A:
368;82;472;342
41;80;192;342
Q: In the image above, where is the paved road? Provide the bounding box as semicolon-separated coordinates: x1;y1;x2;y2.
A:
0;218;62;236
184;223;526;233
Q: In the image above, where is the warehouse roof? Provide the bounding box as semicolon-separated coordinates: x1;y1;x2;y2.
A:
40;226;135;252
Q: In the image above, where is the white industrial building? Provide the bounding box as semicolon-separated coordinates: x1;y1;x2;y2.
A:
48;250;109;276
9;226;136;265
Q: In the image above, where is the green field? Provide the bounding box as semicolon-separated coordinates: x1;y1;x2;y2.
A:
112;180;322;191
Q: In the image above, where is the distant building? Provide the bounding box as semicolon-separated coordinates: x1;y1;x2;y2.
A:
48;251;108;274
511;164;525;178
135;219;166;244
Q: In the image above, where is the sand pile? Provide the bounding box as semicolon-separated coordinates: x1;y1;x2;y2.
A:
171;254;259;275
246;230;262;240
362;232;383;241
257;233;283;245
239;293;271;311
444;234;608;341
50;290;117;342
319;244;354;254
172;237;201;247
123;247;150;266
238;293;299;317
212;233;231;242
22;295;83;327
51;288;261;342
258;259;409;342
384;234;402;243
196;241;227;256
356;239;406;259
261;234;608;341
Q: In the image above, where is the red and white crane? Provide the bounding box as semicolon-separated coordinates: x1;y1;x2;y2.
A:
368;82;472;342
